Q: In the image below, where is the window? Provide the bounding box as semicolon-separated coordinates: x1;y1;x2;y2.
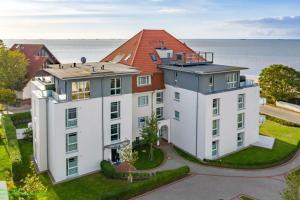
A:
66;108;77;128
212;141;218;157
156;92;163;104
174;72;178;85
237;132;244;148
238;94;245;110
174;110;180;121
213;99;220;115
174;92;180;101
137;75;151;87
138;117;148;128
209;75;214;87
111;78;121;95
111;123;120;142
149;53;157;61
138;96;149;107
237;113;245;129
227;73;238;89
156;107;163;120
212;119;219;137
66;133;77;153
111;101;120;119
66;156;78;176
71;81;90;100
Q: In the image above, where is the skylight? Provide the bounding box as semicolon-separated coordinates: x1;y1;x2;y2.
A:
149;53;157;62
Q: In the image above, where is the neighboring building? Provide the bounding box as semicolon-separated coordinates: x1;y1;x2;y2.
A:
32;62;138;183
10;44;60;105
31;29;259;183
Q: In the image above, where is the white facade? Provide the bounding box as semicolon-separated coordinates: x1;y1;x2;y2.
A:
16;81;32;100
32;82;133;183
164;84;260;160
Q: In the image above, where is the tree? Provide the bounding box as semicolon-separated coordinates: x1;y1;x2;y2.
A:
0;39;5;48
259;64;300;103
282;172;300;200
0;48;27;90
0;88;16;114
140;113;159;161
119;144;138;183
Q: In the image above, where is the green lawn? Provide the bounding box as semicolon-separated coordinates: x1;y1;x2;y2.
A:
134;146;164;170
210;120;300;168
0;125;12;182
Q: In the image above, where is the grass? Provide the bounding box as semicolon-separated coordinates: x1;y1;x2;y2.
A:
211;120;300;168
134;146;164;170
0;124;12;182
239;196;255;200
175;120;300;169
15;123;28;129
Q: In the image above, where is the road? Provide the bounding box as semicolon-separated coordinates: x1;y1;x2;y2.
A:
260;105;300;125
134;144;300;200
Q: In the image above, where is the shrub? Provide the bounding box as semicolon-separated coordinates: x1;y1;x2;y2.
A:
101;160;117;179
1;115;24;182
9;112;31;127
265;115;300;127
101;166;190;200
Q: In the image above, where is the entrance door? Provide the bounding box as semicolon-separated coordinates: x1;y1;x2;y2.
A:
111;148;120;163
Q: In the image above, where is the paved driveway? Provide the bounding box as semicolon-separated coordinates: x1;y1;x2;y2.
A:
260;105;300;125
135;145;300;200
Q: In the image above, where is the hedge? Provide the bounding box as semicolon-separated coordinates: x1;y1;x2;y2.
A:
100;160;150;180
265;115;300;127
1;115;23;182
100;166;190;200
9;112;31;127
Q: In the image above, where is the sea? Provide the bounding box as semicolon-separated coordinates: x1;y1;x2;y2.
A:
3;39;300;75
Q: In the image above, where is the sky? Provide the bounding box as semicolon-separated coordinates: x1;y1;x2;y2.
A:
0;0;300;39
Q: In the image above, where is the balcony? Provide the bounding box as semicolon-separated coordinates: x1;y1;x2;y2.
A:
162;51;214;66
239;75;256;88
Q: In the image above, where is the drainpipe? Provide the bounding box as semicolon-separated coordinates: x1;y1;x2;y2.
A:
101;79;104;160
195;75;199;157
46;98;49;171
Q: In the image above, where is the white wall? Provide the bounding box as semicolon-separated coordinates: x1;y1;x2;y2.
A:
200;86;260;160
164;85;197;155
17;82;32;100
47;97;103;183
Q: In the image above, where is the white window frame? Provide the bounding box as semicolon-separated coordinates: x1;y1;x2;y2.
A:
213;98;220;116
66;156;78;176
237;132;244;148
138;116;148;128
212;140;219;157
66;132;78;153
174;92;180;101
138;95;149;107
110;78;121;95
227;73;238;89
238;94;245;110
156;107;163;120
66;108;77;129
174;110;180;121
111;123;120;142
156;92;163;104
237;113;245;129
137;75;151;87
71;81;90;100
212;119;219;137
111;101;120;119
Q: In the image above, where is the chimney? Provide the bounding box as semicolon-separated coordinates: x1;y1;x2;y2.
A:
160;41;165;49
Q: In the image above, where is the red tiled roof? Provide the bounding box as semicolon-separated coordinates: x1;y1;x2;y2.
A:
101;29;196;74
10;44;60;88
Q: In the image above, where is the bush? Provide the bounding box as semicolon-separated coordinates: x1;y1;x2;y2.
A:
100;160;150;181
265;115;300;127
101;166;190;200
9;112;31;127
1;115;23;182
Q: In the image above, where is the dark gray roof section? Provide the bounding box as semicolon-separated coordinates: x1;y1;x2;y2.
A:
159;64;248;74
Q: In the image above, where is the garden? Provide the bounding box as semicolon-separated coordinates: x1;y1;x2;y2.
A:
175;119;300;169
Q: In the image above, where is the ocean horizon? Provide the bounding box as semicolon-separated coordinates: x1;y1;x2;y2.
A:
4;39;300;75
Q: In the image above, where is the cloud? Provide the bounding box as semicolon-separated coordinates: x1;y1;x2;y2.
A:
234;16;300;28
158;7;186;14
